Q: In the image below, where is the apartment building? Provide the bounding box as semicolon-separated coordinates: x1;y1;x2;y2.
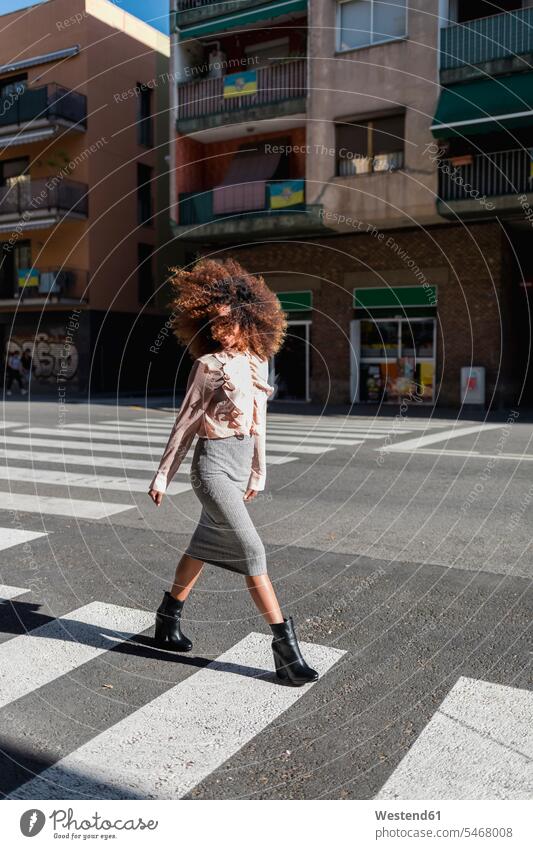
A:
170;0;533;408
0;0;174;395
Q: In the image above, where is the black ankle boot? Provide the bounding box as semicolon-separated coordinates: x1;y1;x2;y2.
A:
270;616;319;686
154;591;193;652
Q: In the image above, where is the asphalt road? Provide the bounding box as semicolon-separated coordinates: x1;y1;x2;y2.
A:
0;397;531;800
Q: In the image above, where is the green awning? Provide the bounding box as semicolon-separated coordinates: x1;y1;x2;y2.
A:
354;286;437;309
179;0;307;40
431;72;533;138
277;290;312;312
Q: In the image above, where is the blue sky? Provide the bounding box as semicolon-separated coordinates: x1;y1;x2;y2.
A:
0;0;170;33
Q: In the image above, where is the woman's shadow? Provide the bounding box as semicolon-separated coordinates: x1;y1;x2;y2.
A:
0;598;278;683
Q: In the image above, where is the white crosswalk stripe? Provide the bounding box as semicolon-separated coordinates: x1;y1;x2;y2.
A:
0;465;190;495
0;528;47;551
0;433;169;457
0;492;133;519
8;631;345;800
375;677;533;800
379;423;504;453
0;415;466;527
25;425;362;448
0;602;155;710
0;584;30;601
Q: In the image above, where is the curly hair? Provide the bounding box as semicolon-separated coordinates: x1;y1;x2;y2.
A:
166;258;287;360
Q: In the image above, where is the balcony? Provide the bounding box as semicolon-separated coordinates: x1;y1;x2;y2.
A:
173;0;306;31
0;178;88;231
0;266;88;305
176;58;306;134
173;179;327;240
0;83;87;149
440;8;533;82
437;147;533;218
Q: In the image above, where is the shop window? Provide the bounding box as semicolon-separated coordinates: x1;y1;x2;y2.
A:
335;113;404;176
337;0;407;52
356;317;436;403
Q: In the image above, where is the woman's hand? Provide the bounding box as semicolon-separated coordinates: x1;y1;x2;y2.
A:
148;488;164;506
244;488;258;501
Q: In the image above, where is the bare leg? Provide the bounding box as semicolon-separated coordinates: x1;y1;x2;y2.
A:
169;553;204;601
245;574;284;624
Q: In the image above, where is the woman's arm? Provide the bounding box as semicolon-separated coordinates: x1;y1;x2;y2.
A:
247;357;270;492
149;359;217;494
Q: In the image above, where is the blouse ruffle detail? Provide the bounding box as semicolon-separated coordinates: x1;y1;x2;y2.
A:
202;350;274;437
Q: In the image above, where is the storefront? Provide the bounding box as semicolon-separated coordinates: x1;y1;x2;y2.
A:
269;290;312;402
350;285;438;404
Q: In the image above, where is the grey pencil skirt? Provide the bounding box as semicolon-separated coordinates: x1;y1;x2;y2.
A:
183;433;268;576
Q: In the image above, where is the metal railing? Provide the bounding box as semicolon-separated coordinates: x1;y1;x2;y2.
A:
441;8;533;70
0;83;87;129
176;0;214;8
177;58;306;120
337;150;404;176
18;267;88;299
0;178;89;218
179;179;306;224
439;147;533;201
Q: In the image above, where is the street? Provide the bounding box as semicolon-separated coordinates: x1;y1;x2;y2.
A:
0;399;531;800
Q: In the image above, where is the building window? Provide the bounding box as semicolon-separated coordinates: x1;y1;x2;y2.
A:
335;113;405;175
337;0;407;52
137;83;153;147
137;164;153;225
138;243;154;304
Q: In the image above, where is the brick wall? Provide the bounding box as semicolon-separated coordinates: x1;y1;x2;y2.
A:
216;221;509;408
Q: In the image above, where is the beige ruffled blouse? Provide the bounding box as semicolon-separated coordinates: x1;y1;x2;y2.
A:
149;349;275;494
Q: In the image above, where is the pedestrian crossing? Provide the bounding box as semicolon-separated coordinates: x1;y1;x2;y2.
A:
0;569;344;800
0;600;155;709
375;676;533;800
6;630;344;800
0;412;440;523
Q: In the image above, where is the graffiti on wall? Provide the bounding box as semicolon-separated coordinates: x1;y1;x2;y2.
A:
5;331;79;383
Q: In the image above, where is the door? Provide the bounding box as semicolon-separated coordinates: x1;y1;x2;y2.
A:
351;317;436;403
270;321;310;401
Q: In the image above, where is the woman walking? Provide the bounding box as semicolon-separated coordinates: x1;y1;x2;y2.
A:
148;258;318;686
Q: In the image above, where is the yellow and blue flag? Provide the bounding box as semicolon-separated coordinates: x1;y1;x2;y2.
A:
223;70;257;98
18;268;39;288
269;180;305;209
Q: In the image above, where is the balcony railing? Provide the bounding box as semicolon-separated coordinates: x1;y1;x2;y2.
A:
0;83;87;130
438;148;533;202
337;150;404;176
179;179;306;224
18;267;88;299
176;0;213;8
177;58;306;121
0;178;88;219
441;8;533;71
